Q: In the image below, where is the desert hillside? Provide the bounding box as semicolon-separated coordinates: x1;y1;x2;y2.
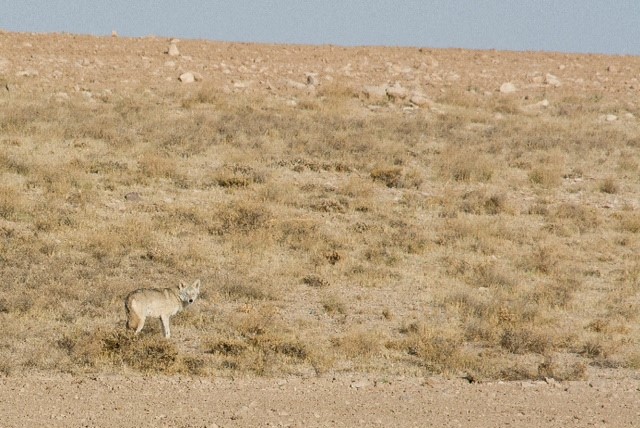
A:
0;31;639;383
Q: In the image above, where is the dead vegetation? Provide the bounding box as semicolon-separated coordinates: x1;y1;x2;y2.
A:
0;32;639;381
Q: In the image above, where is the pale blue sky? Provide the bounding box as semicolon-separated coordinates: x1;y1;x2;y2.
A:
2;1;640;55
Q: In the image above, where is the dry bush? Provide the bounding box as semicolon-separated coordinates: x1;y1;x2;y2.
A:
332;328;386;359
370;165;423;189
395;321;465;373
616;212;640;234
0;186;26;220
528;166;562;188
459;190;510;215
210;164;267;188
499;327;553;354
138;152;179;180
218;275;275;301
550;203;600;233
212;200;271;235
321;293;347;316
61;329;194;374
599;177;619;194
470;261;517;290
437;149;494;182
204;305;316;375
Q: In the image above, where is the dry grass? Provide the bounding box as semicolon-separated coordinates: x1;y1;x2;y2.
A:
0;33;639;381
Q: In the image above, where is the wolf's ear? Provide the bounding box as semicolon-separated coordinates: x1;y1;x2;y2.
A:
192;279;201;290
179;280;187;290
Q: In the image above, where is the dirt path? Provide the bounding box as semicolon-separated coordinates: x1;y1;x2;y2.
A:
2;371;639;427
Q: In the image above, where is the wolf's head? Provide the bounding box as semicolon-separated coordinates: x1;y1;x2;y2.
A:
178;279;201;305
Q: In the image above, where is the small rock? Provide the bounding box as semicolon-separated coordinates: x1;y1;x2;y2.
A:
362;85;388;101
306;73;319;86
167;43;180;56
545;73;562;87
499;82;517;94
16;68;38;77
124;192;141;202
607;65;618;73
54;92;70;102
350;380;371;389
386;83;408;100
525;99;549;110
606;114;618;122
531;75;545;84
179;72;195;83
111;30;118;37
409;94;431;107
286;79;307;90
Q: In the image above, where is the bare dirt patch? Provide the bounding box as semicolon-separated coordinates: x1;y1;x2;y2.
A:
2;370;640;427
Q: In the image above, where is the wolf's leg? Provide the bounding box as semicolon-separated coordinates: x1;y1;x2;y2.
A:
134;316;146;335
160;315;171;338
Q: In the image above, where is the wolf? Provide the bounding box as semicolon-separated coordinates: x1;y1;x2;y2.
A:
125;279;201;338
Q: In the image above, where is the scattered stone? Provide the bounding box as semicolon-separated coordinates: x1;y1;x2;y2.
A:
531;75;545;84
362;85;388;101
386;83;408;100
179;72;194;83
306;73;319;86
499;82;517;94
111;30;118;37
606;114;618;122
167;43;180;56
285;79;307;90
16;68;38;77
124;192;141;202
525;99;549;110
350;380;372;389
607;65;618;73
233;81;251;89
545;73;562;87
409;94;431;107
179;72;201;83
54;92;70;102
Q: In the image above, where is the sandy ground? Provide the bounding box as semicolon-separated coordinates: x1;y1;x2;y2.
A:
1;370;639;427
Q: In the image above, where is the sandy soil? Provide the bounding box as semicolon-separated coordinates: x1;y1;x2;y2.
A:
2;370;639;427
